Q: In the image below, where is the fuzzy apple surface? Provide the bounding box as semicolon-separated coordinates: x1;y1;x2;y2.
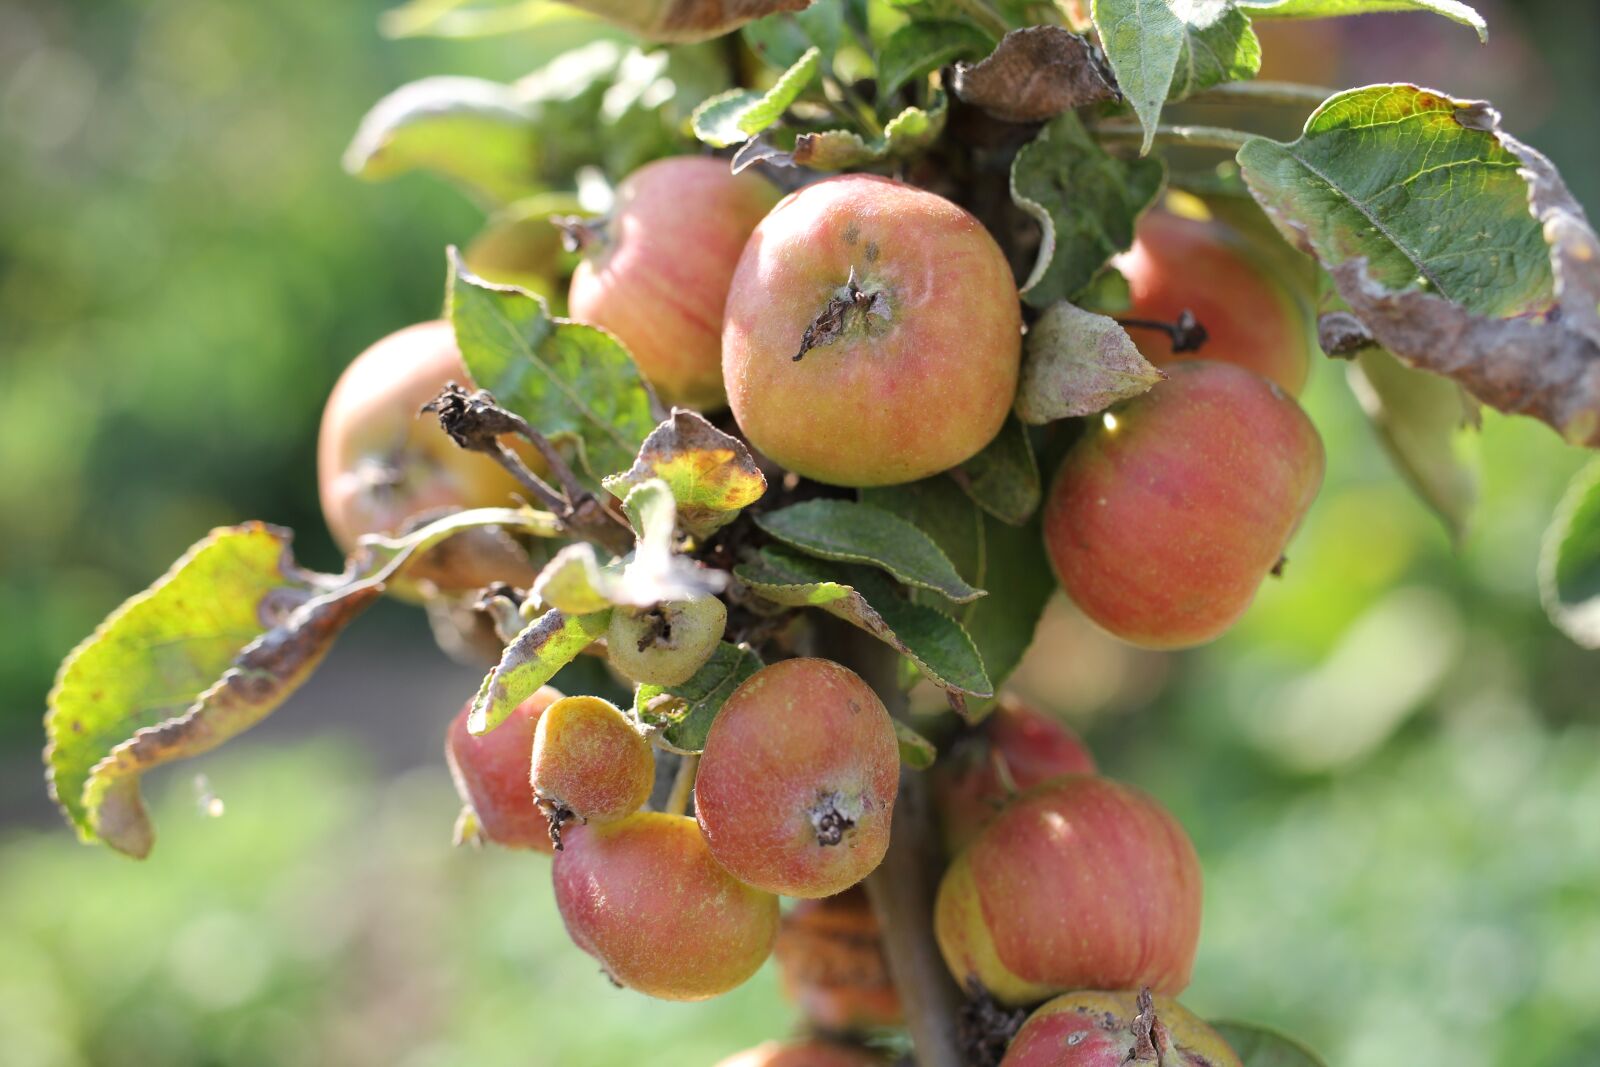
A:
775;887;902;1031
445;687;562;853
935;776;1203;1006
568;156;780;409
722;174;1022;487
316;319;539;592
695;658;900;898
1114;207;1314;395
1044;361;1324;650
934;696;1098;855
530;696;653;828
552;812;778;1001
1001;989;1242;1067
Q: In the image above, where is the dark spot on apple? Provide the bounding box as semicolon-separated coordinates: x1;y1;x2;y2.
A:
864;241;879;263
842;223;859;246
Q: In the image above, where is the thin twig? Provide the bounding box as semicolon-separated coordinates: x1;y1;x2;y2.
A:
487;441;568;513
1193;80;1335;109
1090;122;1253;153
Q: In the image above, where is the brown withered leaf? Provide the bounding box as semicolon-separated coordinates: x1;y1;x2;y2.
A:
951;26;1120;124
566;0;811;43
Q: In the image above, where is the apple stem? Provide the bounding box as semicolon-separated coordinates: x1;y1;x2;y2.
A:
1118;310;1210;353
423;384;636;557
1090;121;1254;153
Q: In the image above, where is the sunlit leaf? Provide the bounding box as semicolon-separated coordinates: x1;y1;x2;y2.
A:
1091;0;1261;154
1238;0;1485;42
45;525;380;857
692;47;820;148
469;608;612;734
1016;301;1165;423
603;410;767;538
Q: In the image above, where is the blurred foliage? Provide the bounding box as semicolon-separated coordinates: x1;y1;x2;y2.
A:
4;0;1600;1065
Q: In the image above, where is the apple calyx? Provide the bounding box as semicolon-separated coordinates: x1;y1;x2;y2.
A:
536;796;579;851
793;267;893;362
807;790;858;847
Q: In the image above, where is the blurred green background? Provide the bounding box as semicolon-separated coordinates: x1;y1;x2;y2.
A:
3;1;1598;1065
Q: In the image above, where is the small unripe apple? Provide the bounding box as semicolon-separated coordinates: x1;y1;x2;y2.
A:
1043;360;1324;650
567;156;781;409
317;319;541;593
774;887;903;1031
1001;989;1241;1067
935;776;1202;1006
695;658;900;898
553;812;779;1001
530;695;654;833
714;1040;886;1067
1114;207;1313;395
723;174;1022;487
606;593;727;686
445;687;561;852
934;697;1097;855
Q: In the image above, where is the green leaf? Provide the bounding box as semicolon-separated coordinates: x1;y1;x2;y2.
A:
692;47;820;148
1347;348;1478;547
1211;1022;1328;1067
791;91;949;169
603;410;768;539
863;476;1054;712
743;0;846;66
1091;0;1261;153
878;19;995;98
1237;85;1554;320
1011;112;1165;308
755;499;984;603
893;720;938;769
469;608;612;735
343;76;538;205
1238;0;1485;41
448;252;655;483
45;524;381;857
1541;459;1600;649
1015;301;1165;423
951;417;1041;526
634;642;764;752
736;548;993;697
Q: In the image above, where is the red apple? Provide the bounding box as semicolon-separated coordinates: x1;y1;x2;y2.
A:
445;687;561;853
568;156;780;409
934;696;1097;854
1001;989;1241;1067
695;658;900;898
722;174;1022;487
1043;360;1324;650
552;812;779;1001
317;319;541;593
1113;207;1313;394
934;776;1203;1006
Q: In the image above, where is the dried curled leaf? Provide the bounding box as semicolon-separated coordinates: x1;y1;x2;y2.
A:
562;0;811;43
45;524;380;857
951;26;1119;124
1243;87;1600;445
602;409;767;538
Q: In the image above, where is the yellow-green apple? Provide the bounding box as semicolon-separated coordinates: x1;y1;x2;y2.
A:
530;696;654;834
606;593;727;686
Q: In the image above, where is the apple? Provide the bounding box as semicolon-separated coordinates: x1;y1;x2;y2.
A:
1001;989;1242;1066
445;687;561;852
722;174;1022;487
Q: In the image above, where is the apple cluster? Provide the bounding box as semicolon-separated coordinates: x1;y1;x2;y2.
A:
316;154;1325;1063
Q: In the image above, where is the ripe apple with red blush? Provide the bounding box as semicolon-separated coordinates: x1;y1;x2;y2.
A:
568;156;780;409
934;696;1097;855
1044;360;1324;650
722;174;1022;487
444;687;561;852
935;775;1203;1007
